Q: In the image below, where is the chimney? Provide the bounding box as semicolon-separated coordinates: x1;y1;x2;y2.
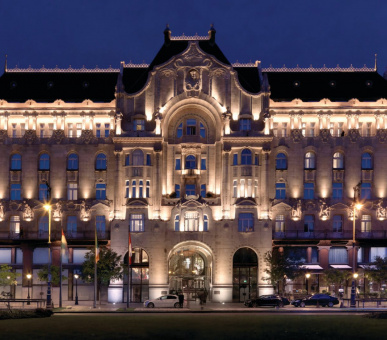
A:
208;24;216;45
164;24;171;46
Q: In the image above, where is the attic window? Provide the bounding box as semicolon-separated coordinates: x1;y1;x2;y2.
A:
293;81;300;88
10;81;17;89
365;80;373;87
47;81;54;89
329;81;336;87
83;81;89;88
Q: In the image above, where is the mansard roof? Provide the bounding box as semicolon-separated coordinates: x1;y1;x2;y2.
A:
0;68;118;103
265;68;387;102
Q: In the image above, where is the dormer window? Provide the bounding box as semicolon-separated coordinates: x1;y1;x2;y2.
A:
133;119;145;131
240;119;251;131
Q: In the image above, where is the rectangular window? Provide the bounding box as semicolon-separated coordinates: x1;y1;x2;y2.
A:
67;216;77;236
329;122;334;136
125;154;130;166
67;123;74;137
275;215;285;232
254;180;258;197
139;180;143;198
67;183;78;200
96;183;106;200
125;180;129;198
365;122;371;137
233;180;237;198
254;154;259;166
175;184;180;198
174;215;180;231
76;123;82;137
96;215;106;234
303;182;314;200
361;183;371;200
200;184;206;197
281;123;287;137
240;179;245;198
273;123;278;137
361;215;371;232
301;122;306;136
39;183;49;201
186;184;195;196
96;123;101;137
309;122;315;137
146;154;151;166
238;213;254;232
104;123;110;137
186;119;196;135
200;123;206;138
146;180;150;198
12;123;17;138
132;180;136;198
10;184;21;200
48;123;54;137
10;216;20;235
338;122;344;136
233;154;238;165
304;215;314;232
332;182;343;200
201;158;206;170
184;211;199;231
275;182;286;199
333;215;343;232
240;119;251;131
175;158;181;170
20;123;25;137
40;123;45;138
133;119;145;131
130;214;144;232
329;247;348;264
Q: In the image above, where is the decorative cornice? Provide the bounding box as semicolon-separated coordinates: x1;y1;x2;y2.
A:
112;137;163;143
123;62;149;68
7;66;119;73
171;33;208;41
222;136;273;143
262;64;376;72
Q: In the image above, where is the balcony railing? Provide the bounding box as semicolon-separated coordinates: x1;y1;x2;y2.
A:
0;230;110;240
273;230;387;240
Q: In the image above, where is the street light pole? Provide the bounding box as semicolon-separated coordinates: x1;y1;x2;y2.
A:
305;273;311;295
44;204;52;308
74;274;79;305
351;183;362;308
26;273;32;305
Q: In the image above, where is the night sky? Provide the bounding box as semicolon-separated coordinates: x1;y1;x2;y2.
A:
1;0;386;73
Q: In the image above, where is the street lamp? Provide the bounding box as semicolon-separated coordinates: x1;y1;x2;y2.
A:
351;199;362;308
305;273;311;295
74;274;79;305
44;204;52;308
26;273;32;305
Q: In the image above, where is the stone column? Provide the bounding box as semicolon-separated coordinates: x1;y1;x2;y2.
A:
114;149;123;220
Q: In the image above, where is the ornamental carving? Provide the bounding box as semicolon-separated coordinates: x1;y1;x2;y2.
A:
0;130;8;143
23;202;33;221
79;201;91;221
376;199;386;221
53;202;63;221
291;200;302;221
319;129;330;143
291;129;303;143
24;130;37;145
0;201;5;221
78;130;95;144
377;129;387;143
185;69;201;91
319;200;330;220
50;130;65;144
348;129;360;143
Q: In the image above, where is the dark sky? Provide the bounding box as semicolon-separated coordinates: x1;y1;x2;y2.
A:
1;0;386;73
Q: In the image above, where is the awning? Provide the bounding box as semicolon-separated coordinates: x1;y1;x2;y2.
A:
300;265;323;270
359;265;377;269
330;265;352;269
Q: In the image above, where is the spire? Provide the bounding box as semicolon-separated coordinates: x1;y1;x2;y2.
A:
208;24;216;45
164;24;171;46
375;53;377;71
4;54;7;72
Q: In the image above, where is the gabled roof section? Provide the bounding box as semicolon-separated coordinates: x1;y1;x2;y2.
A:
0;67;119;103
233;66;261;93
265;66;387;102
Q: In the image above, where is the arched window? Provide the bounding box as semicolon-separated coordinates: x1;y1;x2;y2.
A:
174;215;180;231
304;152;316;169
276;153;287;170
185;155;196;169
241;149;252;165
11;154;22;170
361;152;372;170
95;153;107;170
132;150;144;166
233;248;258;302
176;119;206;139
67;153;79;170
333;152;344;169
203;215;208;231
39;153;50;170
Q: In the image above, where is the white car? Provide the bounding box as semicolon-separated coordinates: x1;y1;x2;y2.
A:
144;294;180;308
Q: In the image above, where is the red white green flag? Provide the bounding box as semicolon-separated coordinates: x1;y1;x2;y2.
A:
128;231;132;265
61;229;68;262
95;228;99;263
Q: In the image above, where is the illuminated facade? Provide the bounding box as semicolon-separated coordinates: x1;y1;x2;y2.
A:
1;26;387;303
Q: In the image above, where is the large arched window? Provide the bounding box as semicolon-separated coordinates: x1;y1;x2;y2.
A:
10;154;22;170
132;150;144;166
333;152;344;169
67;153;79;170
276;153;287;170
361;152;373;170
233;248;258;302
39;153;50;170
185;155;196;169
241;149;252;165
176;118;206;139
304;152;316;169
95;153;107;170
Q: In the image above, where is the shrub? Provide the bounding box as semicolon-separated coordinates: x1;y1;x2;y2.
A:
0;309;53;320
364;312;387;319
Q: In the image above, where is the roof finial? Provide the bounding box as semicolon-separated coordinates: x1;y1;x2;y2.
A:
164;24;171;46
4;54;7;72
375;53;377;71
208;23;216;45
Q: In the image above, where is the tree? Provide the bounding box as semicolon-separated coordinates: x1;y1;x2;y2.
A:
0;264;20;294
264;250;301;294
322;268;351;294
82;246;124;301
37;265;67;286
364;256;387;293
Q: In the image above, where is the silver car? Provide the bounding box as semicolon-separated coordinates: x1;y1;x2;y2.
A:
144;294;180;308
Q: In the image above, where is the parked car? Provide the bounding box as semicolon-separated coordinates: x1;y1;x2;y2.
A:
291;294;339;307
244;295;290;308
144;295;180;308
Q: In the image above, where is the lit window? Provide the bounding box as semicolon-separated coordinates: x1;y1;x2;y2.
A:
76;123;82;137
301;122;306;136
233;180;237;197
95;153;107;170
67;153;79;170
67;183;78;200
10;154;21;170
39;153;50;170
304;215;314;232
333;152;344;169
130;214;144;232
329;247;348;264
304;183;314;200
361;215;371;232
10;216;20;235
276;153;287;170
96;183;106;200
361;152;372;170
281;123;287;137
304;152;316;169
132;150;144;166
238;213;254;232
275;182;286;199
275;215;285;232
68;123;74;137
184;211;199;231
133;119;145;131
241;149;252;165
146;180;150;198
333;215;343;232
10;184;21;200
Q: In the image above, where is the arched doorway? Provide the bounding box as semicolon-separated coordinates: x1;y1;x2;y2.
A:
233;248;258;302
168;244;212;301
123;247;149;303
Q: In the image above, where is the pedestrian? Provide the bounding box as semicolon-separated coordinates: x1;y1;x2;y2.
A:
178;291;184;308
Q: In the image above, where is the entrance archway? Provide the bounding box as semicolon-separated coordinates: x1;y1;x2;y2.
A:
168;243;212;301
233;248;258;302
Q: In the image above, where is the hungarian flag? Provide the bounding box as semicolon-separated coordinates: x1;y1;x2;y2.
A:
61;229;68;262
95;228;99;263
128;231;132;266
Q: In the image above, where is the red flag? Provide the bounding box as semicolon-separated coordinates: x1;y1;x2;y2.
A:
128;231;132;265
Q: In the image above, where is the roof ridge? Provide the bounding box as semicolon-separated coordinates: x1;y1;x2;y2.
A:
263;64;376;72
7;65;119;73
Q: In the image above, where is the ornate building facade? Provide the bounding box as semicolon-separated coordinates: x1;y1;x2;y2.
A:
1;26;387;303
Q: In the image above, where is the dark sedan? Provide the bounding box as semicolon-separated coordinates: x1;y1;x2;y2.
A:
244;295;290;308
291;294;339;307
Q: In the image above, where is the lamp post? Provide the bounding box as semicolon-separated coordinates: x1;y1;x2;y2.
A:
74;274;79;305
44;204;52;308
351;199;362;308
26;273;32;305
305;273;311;295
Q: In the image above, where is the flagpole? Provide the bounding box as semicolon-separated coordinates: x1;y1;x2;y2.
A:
59;243;62;308
94;227;98;309
127;228;132;309
127;254;130;308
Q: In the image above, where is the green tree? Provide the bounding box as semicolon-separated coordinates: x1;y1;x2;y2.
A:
37;265;67;286
264;250;301;294
364;256;387;294
82;246;124;301
0;264;20;295
322;268;351;294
